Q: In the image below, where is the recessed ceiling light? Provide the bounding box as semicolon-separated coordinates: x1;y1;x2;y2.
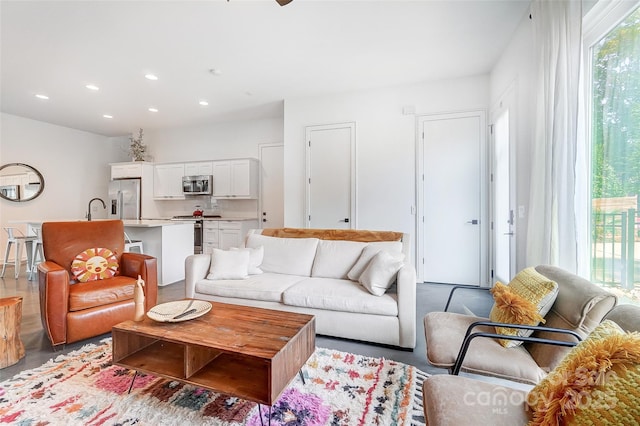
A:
199;100;209;106
208;68;222;76
103;114;113;119
86;84;100;91
35;94;49;100
145;74;158;81
148;107;158;112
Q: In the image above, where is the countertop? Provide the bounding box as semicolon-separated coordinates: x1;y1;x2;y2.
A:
159;217;259;222
10;218;258;228
123;220;190;227
9;219;192;227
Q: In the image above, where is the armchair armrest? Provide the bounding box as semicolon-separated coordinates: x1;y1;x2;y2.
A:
120;252;158;309
444;285;490;312
451;320;583;375
37;260;70;346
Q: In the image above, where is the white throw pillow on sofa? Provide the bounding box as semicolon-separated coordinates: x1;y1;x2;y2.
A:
358;250;404;296
207;248;250;280
311;240;368;279
230;246;264;275
347;242;404;281
246;234;319;276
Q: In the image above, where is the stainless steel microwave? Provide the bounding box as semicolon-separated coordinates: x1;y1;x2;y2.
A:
182;175;212;195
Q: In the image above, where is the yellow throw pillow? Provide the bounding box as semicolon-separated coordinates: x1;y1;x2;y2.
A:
527;320;640;425
489;267;559;347
71;247;119;282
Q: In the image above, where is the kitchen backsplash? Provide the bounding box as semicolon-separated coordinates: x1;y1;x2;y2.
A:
153;197;259;219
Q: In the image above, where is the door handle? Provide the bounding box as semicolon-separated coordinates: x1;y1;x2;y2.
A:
466;219;479;225
504;232;514;236
340;218;350;223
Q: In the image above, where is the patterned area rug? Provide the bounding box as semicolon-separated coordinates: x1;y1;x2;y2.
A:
0;338;427;425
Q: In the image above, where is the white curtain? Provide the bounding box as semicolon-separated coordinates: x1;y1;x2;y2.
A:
526;0;583;272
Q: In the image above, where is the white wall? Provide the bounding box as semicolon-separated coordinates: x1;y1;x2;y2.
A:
144;118;283;163
142;117;283;218
489;11;535;272
0;113;126;261
283;75;490;264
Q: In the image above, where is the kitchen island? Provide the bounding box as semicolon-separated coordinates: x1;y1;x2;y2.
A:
9;219;193;286
122;220;193;286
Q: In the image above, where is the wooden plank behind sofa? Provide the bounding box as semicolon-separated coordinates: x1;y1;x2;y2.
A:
260;228;403;242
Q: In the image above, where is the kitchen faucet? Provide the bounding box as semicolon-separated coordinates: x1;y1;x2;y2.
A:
87;197;106;221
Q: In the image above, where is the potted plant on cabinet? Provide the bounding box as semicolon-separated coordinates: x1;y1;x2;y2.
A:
129;128;147;161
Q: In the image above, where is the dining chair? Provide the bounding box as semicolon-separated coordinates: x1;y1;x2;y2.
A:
124;231;144;254
28;226;44;280
1;227;36;279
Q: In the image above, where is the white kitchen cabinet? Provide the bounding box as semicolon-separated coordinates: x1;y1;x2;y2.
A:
184;161;213;176
212;161;231;197
219;228;242;250
111;162;144;179
203;221;219;254
154;163;185;199
212;159;258;199
202;219;258;251
218;221;242;250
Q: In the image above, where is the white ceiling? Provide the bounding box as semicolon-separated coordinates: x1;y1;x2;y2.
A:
1;0;530;137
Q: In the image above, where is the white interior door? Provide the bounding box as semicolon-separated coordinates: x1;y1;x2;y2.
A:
419;111;487;286
259;144;284;228
492;109;514;283
306;123;355;229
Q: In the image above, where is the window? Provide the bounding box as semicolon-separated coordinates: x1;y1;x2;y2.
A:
589;4;640;303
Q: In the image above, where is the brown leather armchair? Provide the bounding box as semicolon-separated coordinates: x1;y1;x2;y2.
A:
38;220;157;348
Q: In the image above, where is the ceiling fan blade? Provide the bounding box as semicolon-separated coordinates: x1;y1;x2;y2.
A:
275;0;293;5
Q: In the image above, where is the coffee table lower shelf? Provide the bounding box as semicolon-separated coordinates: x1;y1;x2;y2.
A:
113;334;271;404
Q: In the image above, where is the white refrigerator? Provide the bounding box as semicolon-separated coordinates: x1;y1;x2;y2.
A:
108;178;141;220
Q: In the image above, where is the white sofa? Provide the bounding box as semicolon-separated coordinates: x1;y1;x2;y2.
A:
185;228;417;349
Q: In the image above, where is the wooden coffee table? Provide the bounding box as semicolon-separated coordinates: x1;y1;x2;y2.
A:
112;301;315;406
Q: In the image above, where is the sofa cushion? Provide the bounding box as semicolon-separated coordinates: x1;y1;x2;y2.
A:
68;275;135;311
359;250;404;296
347;242;404;281
527;265;617;371
424;311;546;384
423;375;530;426
230;246;264;275
282;277;399;316
207;248;250;280
311;239;367;279
245;234;319;276
195;272;304;302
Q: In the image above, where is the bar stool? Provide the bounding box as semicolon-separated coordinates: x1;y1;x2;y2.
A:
1;228;36;279
28;227;44;280
124;232;144;254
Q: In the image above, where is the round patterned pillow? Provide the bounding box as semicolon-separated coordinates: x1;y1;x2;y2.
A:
71;247;119;282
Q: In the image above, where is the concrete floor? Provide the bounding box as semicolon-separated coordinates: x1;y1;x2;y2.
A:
0;264;495;381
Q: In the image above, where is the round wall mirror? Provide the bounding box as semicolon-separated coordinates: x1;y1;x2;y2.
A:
0;163;45;202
